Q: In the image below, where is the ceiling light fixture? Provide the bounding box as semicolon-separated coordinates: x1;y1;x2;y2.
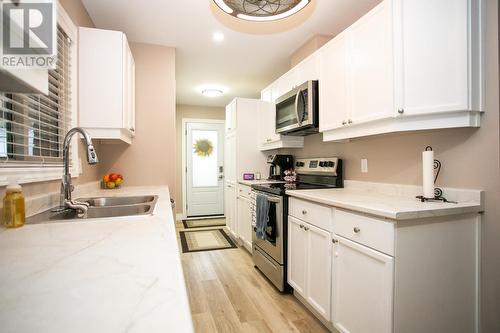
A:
213;0;310;22
213;32;225;42
202;88;224;97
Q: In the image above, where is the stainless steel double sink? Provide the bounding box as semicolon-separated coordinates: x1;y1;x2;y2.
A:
27;195;159;224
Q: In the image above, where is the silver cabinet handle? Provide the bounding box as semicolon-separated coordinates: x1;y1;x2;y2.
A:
130;127;135;132
299;224;304;229
304;226;309;231
348;119;353;124
398;109;404;114
353;227;361;233
302;210;307;215
332;238;339;244
342;120;347;125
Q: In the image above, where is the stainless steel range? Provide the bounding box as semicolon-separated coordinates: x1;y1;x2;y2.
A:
251;157;343;292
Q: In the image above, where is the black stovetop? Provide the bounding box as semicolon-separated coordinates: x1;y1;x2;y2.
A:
251;182;340;196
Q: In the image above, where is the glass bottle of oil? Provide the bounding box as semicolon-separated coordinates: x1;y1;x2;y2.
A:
2;182;26;228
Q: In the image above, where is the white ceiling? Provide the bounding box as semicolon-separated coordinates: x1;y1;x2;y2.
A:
81;0;381;107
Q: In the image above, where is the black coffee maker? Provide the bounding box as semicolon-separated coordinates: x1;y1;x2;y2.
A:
267;154;294;180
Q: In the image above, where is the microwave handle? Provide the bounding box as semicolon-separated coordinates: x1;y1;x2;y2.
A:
294;90;302;126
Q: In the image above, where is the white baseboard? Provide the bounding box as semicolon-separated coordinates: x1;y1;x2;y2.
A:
175;213;184;221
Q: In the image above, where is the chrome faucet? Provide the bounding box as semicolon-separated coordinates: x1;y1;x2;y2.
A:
58;127;98;217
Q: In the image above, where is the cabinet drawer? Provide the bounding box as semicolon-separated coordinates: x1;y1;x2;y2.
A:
334;209;394;256
238;185;252;199
289;197;333;232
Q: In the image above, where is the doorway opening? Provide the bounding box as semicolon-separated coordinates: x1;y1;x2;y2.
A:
182;119;225;219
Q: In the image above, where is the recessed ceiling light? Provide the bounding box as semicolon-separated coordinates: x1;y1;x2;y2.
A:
213;32;225;42
202;88;224;98
213;0;310;22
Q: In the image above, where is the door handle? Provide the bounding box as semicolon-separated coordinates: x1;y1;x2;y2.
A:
294;90;302;126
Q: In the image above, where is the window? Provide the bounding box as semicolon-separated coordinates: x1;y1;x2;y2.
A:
0;3;78;185
0;25;72;166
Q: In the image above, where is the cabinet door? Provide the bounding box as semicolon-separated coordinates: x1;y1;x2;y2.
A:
276;69;298;97
297;54;320;83
237;196;253;249
259;101;280;146
319;33;350;132
396;0;469;115
225;183;236;234
287;216;308;297
306;223;332;321
225;101;237;132
224;132;236;183
332;235;393;333
347;0;394;125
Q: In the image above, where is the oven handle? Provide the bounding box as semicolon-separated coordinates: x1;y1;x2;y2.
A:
294;90;302;126
253;190;282;204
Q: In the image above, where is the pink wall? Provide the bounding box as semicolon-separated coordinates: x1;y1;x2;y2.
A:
97;43;177;197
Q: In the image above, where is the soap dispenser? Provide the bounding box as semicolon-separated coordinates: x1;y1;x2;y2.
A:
2;181;26;228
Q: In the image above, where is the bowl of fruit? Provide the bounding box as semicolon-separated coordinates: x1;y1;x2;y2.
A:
102;173;124;189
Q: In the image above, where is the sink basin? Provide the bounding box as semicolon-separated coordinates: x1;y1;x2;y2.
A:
26;195;159;224
76;195;156;207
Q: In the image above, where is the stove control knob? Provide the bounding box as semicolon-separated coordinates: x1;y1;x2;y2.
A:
328;161;335;168
319;162;325;167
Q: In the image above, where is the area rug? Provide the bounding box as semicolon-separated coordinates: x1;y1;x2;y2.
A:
179;228;237;253
182;218;226;229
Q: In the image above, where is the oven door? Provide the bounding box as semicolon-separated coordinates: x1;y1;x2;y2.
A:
275;81;316;134
252;191;284;264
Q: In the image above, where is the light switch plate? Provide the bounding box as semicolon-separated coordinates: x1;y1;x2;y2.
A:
361;159;368;173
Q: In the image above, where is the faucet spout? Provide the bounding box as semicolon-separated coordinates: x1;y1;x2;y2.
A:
59;127;99;210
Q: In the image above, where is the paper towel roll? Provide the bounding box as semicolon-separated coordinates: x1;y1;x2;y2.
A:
422;149;435;198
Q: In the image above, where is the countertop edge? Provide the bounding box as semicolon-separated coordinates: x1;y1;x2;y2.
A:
286;190;484;221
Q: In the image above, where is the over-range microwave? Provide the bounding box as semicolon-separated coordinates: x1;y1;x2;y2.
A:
275;80;319;136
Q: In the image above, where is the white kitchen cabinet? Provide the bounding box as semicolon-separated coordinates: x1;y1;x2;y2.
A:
347;0;394;125
289;195;480;333
79;27;135;144
287;216;308;297
262;0;483;141
332;235;394;333
306;223;332;321
224;98;268;239
297;54;320;85
319;33;349;132
225;182;237;236
236;193;253;252
225;100;237;133
396;0;477;116
288;215;332;322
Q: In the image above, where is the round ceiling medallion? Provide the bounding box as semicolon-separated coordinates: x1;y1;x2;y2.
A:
213;0;311;22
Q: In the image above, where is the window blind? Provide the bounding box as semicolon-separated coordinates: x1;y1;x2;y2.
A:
0;25;72;166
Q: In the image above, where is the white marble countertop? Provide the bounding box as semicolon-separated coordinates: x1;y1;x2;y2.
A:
286;181;484;221
0;186;193;333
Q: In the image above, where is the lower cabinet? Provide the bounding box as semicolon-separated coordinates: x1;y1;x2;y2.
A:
236;194;253;251
332;235;394;333
225;182;237;237
288;216;332;321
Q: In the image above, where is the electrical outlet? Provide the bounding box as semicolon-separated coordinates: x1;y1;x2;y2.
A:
361;159;368;173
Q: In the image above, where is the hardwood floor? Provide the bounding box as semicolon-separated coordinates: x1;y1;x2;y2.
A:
176;222;330;333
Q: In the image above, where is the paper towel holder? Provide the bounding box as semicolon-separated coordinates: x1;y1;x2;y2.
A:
416;146;456;203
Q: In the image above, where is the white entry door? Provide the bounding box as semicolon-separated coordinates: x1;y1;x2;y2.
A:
186;122;225;217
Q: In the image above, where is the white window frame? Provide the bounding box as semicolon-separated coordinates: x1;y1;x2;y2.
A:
0;1;80;186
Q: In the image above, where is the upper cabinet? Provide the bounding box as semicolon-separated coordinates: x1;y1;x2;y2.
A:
79;27;136;144
267;0;483;142
257;55;320;151
320;0;483;141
